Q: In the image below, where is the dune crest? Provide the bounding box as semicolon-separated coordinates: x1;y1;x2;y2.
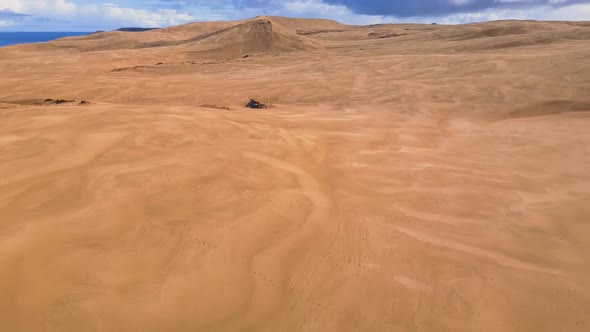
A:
177;19;318;57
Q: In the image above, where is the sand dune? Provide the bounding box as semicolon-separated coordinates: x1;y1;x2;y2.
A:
177;19;318;57
3;16;327;57
0;16;590;332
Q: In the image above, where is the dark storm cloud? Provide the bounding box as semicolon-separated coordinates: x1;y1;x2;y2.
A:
321;0;590;17
0;9;31;21
126;0;590;20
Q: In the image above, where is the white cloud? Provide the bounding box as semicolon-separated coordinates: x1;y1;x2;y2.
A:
0;0;589;30
449;0;474;6
328;3;590;24
279;0;391;24
283;0;348;15
0;0;77;15
0;0;195;30
547;3;590;19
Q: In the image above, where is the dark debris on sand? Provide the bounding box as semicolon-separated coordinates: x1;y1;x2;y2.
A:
245;99;267;109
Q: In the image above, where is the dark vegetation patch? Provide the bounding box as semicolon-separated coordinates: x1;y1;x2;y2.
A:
112;65;145;72
113;55;269;73
368;32;401;39
50;99;75;104
296;29;345;35
198;104;231;110
2;98;88;106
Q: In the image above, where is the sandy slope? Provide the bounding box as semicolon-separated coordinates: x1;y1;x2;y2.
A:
0;16;590;331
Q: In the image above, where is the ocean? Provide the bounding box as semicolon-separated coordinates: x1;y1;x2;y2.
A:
0;32;90;47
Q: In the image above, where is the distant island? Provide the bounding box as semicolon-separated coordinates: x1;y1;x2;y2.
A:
116;27;158;32
91;27;157;34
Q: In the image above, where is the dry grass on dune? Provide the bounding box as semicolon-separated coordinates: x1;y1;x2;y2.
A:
0;16;590;332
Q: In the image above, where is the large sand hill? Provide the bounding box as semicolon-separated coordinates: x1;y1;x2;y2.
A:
0;16;589;331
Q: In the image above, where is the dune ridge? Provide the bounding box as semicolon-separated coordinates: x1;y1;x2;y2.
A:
5;16;588;58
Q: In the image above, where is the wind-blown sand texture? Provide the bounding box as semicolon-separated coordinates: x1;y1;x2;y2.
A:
1;16;589;331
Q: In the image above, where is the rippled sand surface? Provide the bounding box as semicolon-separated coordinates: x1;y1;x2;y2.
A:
1;16;589;331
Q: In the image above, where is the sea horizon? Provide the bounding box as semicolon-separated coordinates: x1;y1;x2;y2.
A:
0;31;91;47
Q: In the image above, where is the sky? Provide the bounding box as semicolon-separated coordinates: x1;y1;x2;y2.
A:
0;0;589;31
